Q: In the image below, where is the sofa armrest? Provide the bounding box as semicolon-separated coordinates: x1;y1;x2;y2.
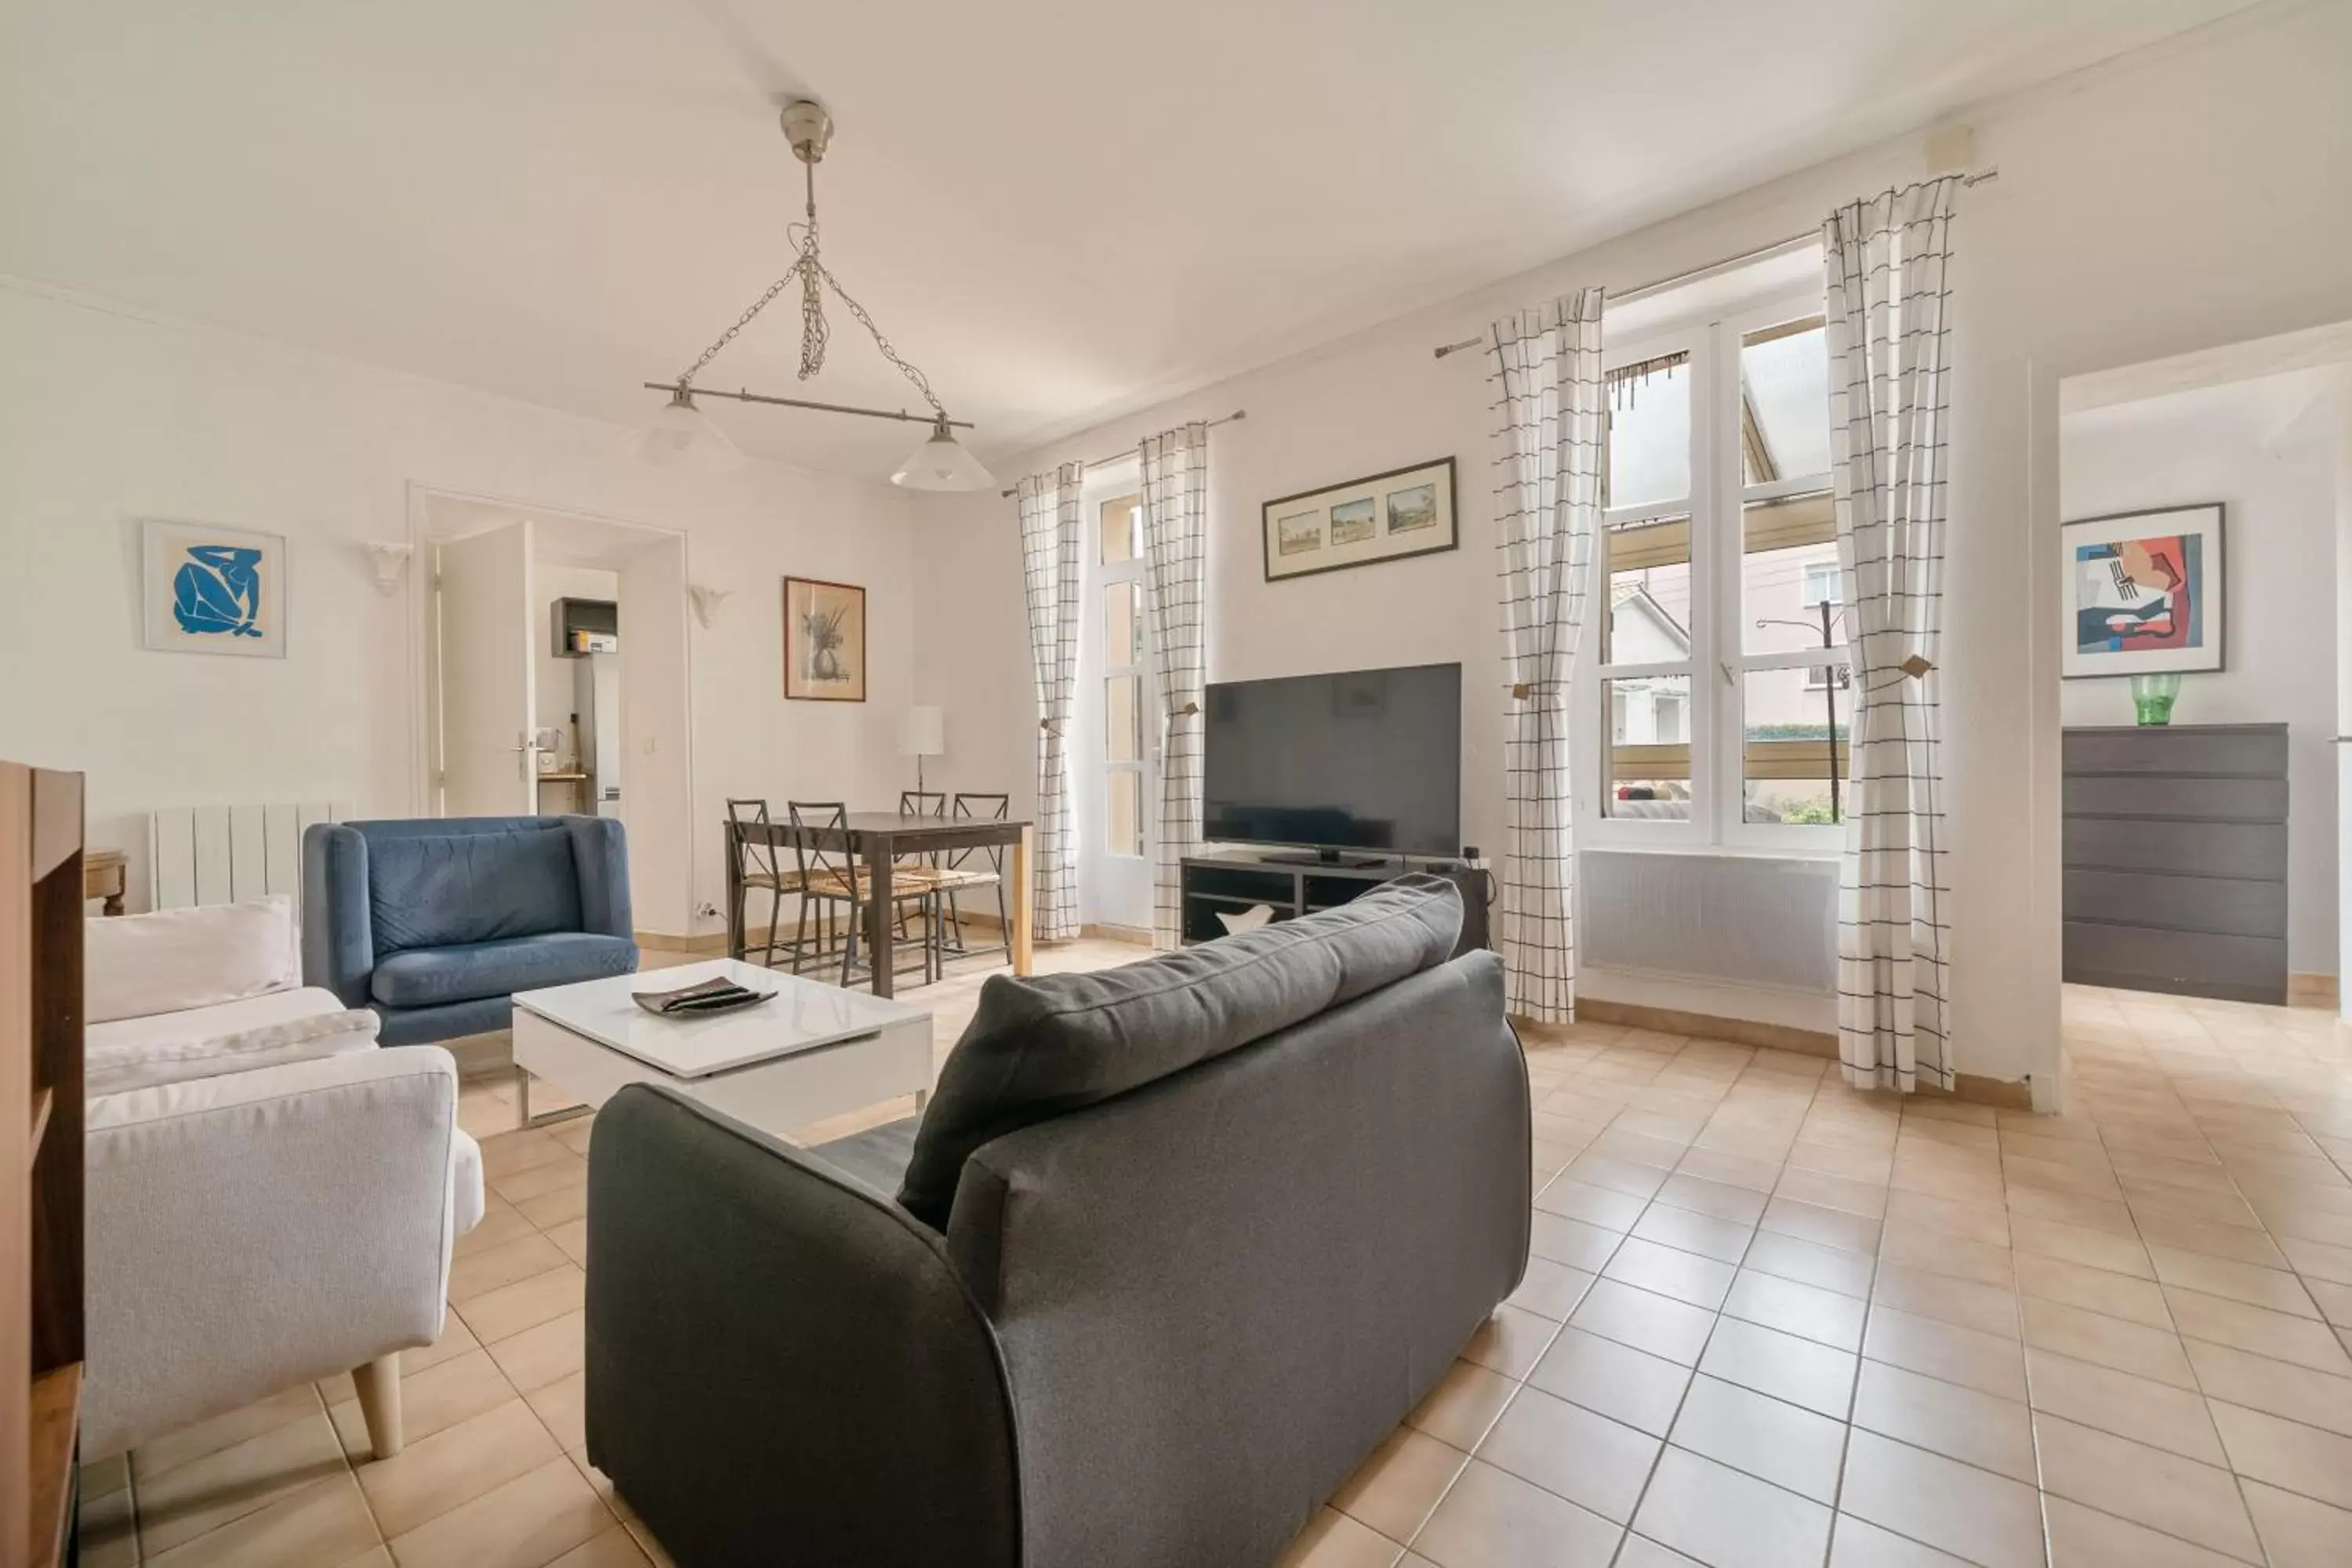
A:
301;821;375;1006
584;1085;1018;1568
564;816;633;940
82;1046;473;1458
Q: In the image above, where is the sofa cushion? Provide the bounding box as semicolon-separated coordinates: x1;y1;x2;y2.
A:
369;932;638;1009
88;1008;379;1097
895;873;1463;1229
85;895;299;1024
813;1116;921;1198
365;822;584;952
87;985;352;1061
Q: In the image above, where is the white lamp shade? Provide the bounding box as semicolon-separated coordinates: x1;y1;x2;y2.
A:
891;421;996;492
637;388;744;472
898;705;945;757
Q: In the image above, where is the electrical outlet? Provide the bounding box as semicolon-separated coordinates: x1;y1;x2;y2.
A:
695;902;719;919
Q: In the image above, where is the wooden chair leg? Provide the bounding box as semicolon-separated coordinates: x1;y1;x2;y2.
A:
354;1353;403;1460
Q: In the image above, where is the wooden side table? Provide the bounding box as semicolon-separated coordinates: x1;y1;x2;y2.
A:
84;848;126;916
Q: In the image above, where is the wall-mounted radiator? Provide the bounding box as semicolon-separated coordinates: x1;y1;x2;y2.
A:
1580;849;1837;993
148;802;350;913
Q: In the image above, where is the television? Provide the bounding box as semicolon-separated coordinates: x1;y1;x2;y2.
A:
1203;662;1461;862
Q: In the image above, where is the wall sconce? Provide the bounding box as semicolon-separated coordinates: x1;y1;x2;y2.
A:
688;585;731;629
361;541;414;596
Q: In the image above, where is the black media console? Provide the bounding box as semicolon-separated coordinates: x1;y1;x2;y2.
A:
1178;855;1492;956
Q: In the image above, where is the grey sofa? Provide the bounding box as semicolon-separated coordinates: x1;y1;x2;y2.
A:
303;815;637;1047
582;874;1530;1568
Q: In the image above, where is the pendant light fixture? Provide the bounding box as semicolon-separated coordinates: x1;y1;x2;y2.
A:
639;100;993;490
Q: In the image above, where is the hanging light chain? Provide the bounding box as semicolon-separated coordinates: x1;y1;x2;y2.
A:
670;129;946;423
674;258;804;389
811;259;942;419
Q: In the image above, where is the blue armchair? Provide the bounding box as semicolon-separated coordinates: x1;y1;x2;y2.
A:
303;815;639;1047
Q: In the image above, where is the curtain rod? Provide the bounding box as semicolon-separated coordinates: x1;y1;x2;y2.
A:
1430;166;1998;360
997;409;1248;497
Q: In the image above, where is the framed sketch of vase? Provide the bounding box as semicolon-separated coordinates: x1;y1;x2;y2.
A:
140;519;288;657
783;575;867;701
1261;457;1457;583
2060;504;2226;678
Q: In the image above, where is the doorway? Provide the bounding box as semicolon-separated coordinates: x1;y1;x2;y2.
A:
415;489;695;937
1077;485;1160;937
2053;336;2350;1019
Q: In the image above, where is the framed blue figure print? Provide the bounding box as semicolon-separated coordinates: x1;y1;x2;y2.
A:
140;520;288;657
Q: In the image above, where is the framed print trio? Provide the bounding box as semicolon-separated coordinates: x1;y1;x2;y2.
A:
1262;457;1457;583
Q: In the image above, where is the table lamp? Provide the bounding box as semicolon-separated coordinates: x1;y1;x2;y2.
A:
898;705;945;795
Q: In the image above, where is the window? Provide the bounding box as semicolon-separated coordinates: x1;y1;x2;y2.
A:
1595;350;1695;821
1098;495;1147;856
1581;294;1850;847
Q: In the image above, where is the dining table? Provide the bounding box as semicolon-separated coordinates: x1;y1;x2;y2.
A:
724;810;1035;998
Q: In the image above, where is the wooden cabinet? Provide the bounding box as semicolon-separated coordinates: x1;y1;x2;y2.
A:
2061;724;2288;1004
2;763;84;1568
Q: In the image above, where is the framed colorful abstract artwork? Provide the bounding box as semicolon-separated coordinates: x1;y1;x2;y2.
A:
2060;504;2225;679
140;520;288;657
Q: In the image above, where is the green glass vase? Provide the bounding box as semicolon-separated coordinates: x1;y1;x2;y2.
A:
2129;673;2181;726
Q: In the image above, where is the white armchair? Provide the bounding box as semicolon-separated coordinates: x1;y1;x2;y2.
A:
79;895;485;1460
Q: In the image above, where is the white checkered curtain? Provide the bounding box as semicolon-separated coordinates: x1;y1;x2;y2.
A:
1490;288;1605;1023
1017;463;1085;941
1823;176;1959;1092
1139;423;1209;949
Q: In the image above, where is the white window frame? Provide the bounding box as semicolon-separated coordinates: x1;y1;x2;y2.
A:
1715;292;1848;851
1576;285;1848;856
1581;324;1711;848
1094;492;1150;862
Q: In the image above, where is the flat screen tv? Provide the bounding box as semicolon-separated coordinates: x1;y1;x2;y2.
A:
1203;662;1461;861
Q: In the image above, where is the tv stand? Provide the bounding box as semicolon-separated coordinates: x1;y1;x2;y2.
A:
1258;848;1388;869
1178;853;1490;955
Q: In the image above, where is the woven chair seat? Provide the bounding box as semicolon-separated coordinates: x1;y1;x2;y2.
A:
929;866;1000;891
742;869;808;891
802;868;943;902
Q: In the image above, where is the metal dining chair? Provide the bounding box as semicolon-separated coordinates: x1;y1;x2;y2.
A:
724;798;811;969
786;801;943;989
935;792;1011;964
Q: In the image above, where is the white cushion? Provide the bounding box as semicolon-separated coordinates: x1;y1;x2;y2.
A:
86;895;300;1023
86;1008;379;1098
87;985;350;1060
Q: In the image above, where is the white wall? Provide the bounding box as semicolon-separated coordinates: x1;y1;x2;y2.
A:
913;0;2352;1091
535;564;618;742
0;280;920;934
2060;378;2341;978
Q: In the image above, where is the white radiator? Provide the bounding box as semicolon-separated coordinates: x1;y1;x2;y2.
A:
148;802;350;913
1580;849;1837;993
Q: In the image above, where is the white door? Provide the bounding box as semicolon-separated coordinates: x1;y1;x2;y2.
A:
437;521;539;815
616;535;693;934
1080;488;1159;931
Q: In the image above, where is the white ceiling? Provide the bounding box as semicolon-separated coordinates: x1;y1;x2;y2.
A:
1;0;2266;480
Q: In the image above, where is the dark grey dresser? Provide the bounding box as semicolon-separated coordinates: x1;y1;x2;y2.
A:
2061;724;2288;1004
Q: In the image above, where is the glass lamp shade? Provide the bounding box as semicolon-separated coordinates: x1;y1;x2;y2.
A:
637;387;743;472
892;419;996;492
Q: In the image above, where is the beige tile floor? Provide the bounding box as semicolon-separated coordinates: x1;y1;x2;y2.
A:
79;953;2352;1568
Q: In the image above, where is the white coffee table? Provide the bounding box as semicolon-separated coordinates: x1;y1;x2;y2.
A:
510;959;934;1138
